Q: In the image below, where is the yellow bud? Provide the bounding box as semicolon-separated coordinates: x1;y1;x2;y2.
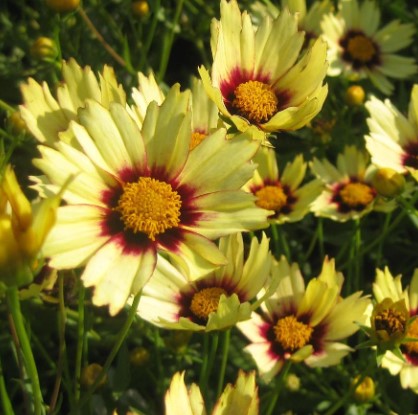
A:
30;37;58;61
353;376;375;403
286;373;301;392
345;85;365;106
372;168;405;198
8;112;28;135
45;0;80;13
129;347;150;366
131;1;149;18
80;363;107;388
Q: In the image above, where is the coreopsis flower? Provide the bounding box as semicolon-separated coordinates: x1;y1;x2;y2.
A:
137;232;274;331
199;0;328;142
238;256;370;382
282;0;333;41
244;146;323;224
321;0;416;95
365;85;418;181
189;77;221;150
310;145;389;221
129;71;165;127
370;267;418;393
165;370;258;415
33;86;270;315
0;165;60;287
20;58;126;145
130;74;220;150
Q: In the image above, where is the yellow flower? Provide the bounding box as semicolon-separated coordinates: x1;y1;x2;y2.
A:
34;86;270;315
245;146;323;224
20;58;126;145
371;267;418;393
365;85;418;181
137;232;275;331
199;0;328;142
321;0;416;95
310;146;393;221
238;256;370;382
0;165;59;287
165;370;259;415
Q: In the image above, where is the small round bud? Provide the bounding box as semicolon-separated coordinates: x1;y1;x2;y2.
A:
80;363;107;388
8;112;28;134
286;373;301;392
45;0;80;13
30;37;58;61
129;347;150;366
372;168;406;198
345;85;365;106
132;1;149;18
352;375;375;403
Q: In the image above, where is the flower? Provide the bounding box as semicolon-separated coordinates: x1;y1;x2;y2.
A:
189;77;221;150
165;370;259;415
137;232;274;331
310;145;390;221
238;256;370;382
321;0;417;95
130;74;220;150
0;165;60;287
365;85;418;181
371;267;418;393
33;86;270;315
199;0;328;142
282;0;333;41
20;58;126;145
245;146;323;224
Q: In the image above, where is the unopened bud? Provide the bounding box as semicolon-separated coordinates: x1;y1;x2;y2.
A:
372;168;405;198
352;375;375;403
30;37;58;61
8;111;28;134
345;85;365;106
132;1;149;18
80;363;107;388
45;0;80;13
129;347;150;366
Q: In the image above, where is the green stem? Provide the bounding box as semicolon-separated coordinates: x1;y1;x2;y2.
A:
49;273;67;413
324;360;375;415
199;332;219;401
0;99;15;113
157;0;185;82
216;329;231;398
74;281;85;402
6;285;44;415
73;292;142;413
138;0;161;71
270;223;281;258
265;361;292;415
0;355;15;415
375;212;391;267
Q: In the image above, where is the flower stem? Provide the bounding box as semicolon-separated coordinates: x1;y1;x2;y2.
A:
265;361;292;415
0;355;15;415
6;285;44;415
73;292;142;412
216;329;231;398
157;0;185;82
74;280;85;402
199;332;219;402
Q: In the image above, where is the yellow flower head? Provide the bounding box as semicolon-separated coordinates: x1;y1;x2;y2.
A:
199;0;328;143
0;165;59;287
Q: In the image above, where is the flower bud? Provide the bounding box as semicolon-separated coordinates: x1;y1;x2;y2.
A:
132;1;149;18
372;168;405;198
352;375;375;403
8;111;28;135
30;37;58;61
80;363;107;388
345;85;365;106
129;347;150;366
45;0;80;13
